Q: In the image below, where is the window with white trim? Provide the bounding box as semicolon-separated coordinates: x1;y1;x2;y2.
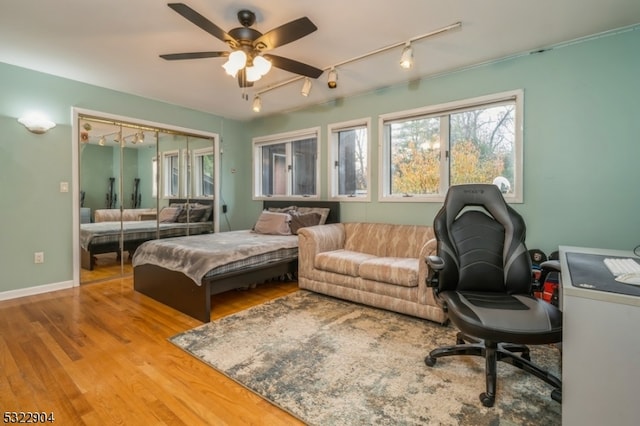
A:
380;90;523;202
192;147;214;198
253;128;320;199
328;119;370;200
162;150;180;198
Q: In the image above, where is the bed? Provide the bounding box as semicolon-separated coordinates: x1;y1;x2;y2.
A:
80;199;213;270
132;200;340;322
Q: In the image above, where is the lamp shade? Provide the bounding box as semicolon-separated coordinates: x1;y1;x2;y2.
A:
222;50;247;77
18;113;56;134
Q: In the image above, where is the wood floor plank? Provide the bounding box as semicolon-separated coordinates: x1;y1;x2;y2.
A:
0;277;302;425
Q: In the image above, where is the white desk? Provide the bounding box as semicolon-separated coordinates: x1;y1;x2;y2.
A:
559;246;640;426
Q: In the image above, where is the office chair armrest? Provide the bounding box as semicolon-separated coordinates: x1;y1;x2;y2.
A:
540;260;561;272
426;255;445;287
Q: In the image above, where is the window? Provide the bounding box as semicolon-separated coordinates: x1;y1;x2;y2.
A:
328;119;370;200
192;147;214;198
162;150;179;198
380;90;523;202
253;128;320;199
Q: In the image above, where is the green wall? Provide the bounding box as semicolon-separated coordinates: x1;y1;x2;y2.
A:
0;63;247;293
1;26;639;295
244;27;640;254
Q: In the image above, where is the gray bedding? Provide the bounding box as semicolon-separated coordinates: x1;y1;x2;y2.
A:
80;220;212;250
131;230;298;285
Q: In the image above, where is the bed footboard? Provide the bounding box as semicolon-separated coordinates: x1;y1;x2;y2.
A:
134;259;298;322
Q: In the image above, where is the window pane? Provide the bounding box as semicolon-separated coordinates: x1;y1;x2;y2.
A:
170;155;179;196
292;138;317;196
196;153;214;197
261;143;287;196
389;117;441;195
449;104;515;194
337;128;368;196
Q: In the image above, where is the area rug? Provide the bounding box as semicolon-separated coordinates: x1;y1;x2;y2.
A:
170;291;561;425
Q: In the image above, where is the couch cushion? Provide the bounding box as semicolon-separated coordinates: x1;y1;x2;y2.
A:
359;257;420;287
315;250;377;277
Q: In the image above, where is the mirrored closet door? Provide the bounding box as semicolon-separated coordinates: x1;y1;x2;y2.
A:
77;114;217;284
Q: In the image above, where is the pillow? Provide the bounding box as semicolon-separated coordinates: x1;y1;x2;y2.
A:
253;211;292;235
175;206;207;223
158;206;181;223
296;207;331;225
289;212;322;234
192;204;212;222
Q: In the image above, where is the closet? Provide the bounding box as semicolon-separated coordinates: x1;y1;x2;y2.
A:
77;113;218;284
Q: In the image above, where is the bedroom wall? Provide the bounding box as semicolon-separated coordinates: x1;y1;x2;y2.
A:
245;26;640;254
0;62;247;295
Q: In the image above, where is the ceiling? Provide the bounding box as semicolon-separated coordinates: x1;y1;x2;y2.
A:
1;1;639;121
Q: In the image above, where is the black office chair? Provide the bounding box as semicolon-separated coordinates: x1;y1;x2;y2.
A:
424;184;562;407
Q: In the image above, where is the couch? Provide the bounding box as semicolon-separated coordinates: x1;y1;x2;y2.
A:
298;222;446;324
94;208;157;222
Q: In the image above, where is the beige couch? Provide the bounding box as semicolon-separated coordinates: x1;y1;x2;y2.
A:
298;222;446;324
94;208;157;222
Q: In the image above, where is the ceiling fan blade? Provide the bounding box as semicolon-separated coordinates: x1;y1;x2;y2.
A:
264;54;323;79
253;17;317;51
168;3;238;47
160;51;229;60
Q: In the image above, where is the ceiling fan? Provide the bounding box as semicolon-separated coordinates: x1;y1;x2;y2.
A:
160;3;323;88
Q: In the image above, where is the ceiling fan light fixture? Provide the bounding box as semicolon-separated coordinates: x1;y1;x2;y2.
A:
399;42;414;69
252;95;262;112
253;55;272;75
327;68;337;89
301;77;312;97
222;50;247;77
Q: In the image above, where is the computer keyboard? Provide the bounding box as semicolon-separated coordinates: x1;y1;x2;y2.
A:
604;258;640;276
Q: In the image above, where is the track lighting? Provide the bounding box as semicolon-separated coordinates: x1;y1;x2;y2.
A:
399;42;413;69
327;68;337;89
98;136;105;146
252;95;262;112
301;77;312;96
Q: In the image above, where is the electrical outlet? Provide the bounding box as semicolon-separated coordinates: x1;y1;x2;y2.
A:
34;252;44;264
222;204;228;213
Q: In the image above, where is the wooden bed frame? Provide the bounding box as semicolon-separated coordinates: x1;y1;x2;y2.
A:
81;199;214;270
133;200;340;322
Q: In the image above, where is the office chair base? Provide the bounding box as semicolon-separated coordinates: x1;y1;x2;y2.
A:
425;333;562;407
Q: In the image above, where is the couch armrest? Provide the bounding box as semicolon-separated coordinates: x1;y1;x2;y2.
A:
297;223;345;276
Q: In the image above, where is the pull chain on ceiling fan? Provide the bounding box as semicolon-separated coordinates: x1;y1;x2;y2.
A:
160;3;323;88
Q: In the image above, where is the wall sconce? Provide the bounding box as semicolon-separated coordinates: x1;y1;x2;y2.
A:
301;77;312;97
327;68;337;89
18;113;56;134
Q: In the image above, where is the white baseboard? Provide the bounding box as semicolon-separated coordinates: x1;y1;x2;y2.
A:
0;280;75;301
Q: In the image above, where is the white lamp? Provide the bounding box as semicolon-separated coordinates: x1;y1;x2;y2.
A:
301;77;312;96
399;42;414;69
327;68;337;89
18;113;56;134
222;50;247;77
252;95;262;113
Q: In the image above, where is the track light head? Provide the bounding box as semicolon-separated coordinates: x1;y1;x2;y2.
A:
301;78;312;96
252;95;262;112
400;42;414;69
327;68;337;89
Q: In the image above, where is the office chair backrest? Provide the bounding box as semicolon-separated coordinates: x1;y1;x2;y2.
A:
433;184;532;294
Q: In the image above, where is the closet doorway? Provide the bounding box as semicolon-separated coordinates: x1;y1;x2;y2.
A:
72;109;220;285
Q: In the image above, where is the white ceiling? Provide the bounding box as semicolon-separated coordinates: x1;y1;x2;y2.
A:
1;0;639;121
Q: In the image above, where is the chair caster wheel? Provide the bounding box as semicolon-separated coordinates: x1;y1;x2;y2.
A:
425;356;436;367
480;392;495;407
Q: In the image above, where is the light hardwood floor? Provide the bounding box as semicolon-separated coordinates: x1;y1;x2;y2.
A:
0;276;303;425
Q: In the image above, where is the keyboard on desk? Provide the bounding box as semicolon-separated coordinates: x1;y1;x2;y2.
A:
604;257;640;276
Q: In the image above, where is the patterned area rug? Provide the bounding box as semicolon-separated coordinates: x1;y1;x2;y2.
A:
170;291;561;425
